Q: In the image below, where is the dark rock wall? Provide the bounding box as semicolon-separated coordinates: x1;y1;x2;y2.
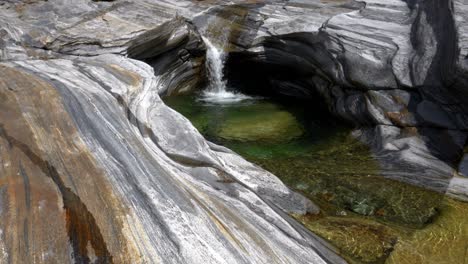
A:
218;0;468;199
130;18;207;96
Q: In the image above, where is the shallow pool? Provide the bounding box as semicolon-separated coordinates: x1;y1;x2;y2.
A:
164;93;468;264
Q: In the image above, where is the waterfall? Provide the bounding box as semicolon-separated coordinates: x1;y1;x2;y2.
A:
199;35;253;103
203;36;228;93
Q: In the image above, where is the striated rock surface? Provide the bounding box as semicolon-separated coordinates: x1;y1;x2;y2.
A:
0;1;348;263
2;0;468;263
0;54;345;263
206;0;468;201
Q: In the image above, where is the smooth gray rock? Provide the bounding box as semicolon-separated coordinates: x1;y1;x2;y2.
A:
2;0;468;262
0;53;343;263
203;0;468;200
0;1;347;263
458;155;468;178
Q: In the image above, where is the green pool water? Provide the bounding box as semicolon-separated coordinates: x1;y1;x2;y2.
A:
164;93;468;264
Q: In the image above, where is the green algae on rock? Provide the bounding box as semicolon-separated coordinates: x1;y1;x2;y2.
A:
295;215;397;264
218;109;303;142
294;197;468;264
164;94;305;143
256;154;442;228
386;198;468;264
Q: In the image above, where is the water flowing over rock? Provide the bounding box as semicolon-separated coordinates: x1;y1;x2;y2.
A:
199;36;251;103
1;0;468;263
203;36;228;93
197;7;254;104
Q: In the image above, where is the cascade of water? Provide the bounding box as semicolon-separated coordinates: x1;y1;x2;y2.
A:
199;34;253;103
202;36;228;93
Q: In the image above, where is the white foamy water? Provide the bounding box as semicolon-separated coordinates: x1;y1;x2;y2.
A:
200;36;254;104
198;90;254;104
203;36;227;93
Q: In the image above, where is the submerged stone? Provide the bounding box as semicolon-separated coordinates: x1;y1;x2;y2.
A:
259;155;442;228
386;198;468;264
218;110;304;142
296;216;397;264
351;200;376;216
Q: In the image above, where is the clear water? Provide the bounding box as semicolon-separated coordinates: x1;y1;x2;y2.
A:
164;93;349;159
164;93;468;264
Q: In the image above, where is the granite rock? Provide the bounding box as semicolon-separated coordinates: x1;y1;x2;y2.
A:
2;0;468;262
209;0;468;200
0;1;346;263
0;53;344;263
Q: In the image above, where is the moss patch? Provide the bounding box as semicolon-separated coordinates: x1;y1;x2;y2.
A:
218;110;303;142
296;215;397;264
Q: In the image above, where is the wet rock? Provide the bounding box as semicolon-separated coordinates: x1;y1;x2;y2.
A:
299;217;397;264
217;104;304;143
458;154;468;177
386;198;468;264
255;142;442;228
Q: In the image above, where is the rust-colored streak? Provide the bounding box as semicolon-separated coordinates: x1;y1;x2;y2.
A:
0;65;136;263
0;125;113;263
107;64;143;88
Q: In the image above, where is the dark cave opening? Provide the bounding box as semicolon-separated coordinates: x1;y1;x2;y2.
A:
223;49;343;128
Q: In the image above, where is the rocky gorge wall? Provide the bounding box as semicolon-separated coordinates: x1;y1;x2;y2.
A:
1;0;468;263
216;0;468;201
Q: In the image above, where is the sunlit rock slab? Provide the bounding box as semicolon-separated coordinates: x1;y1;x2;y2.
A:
0;0;204;59
0;54;345;263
